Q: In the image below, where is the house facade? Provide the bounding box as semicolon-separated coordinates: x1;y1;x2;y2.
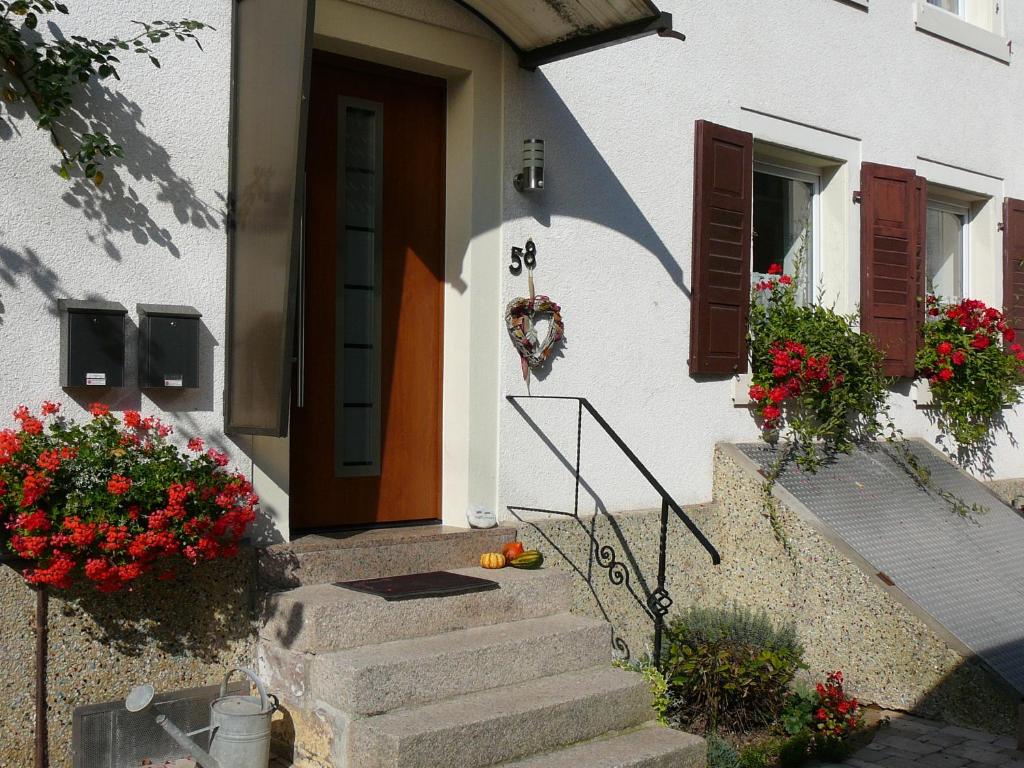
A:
3;0;1023;543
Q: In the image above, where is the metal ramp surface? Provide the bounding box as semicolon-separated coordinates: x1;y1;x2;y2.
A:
736;439;1024;697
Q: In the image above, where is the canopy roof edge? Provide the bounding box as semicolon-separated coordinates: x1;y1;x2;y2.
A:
450;1;682;70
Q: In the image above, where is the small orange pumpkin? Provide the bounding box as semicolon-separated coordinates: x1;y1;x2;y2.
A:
502;540;525;560
480;552;506;569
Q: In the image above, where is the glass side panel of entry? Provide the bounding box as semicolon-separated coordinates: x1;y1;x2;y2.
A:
752;166;816;305
335;99;383;477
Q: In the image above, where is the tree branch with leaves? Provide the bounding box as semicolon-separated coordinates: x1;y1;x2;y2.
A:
0;0;210;185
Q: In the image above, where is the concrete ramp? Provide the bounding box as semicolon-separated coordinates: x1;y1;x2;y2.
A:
735;440;1024;698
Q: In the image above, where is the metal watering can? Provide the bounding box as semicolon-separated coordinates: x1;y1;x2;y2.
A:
126;668;277;768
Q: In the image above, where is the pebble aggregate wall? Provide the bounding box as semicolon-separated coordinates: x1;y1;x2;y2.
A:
0;551;257;768
517;445;1018;736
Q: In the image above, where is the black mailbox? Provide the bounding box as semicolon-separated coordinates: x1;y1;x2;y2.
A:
59;299;128;388
137;304;202;389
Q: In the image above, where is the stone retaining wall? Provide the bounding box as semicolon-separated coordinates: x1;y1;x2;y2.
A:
0;551;258;768
516;444;1018;736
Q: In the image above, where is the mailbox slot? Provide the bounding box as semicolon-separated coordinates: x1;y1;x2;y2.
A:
137;304;202;389
59;300;128;388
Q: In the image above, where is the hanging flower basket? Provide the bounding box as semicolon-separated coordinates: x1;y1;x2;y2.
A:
747;264;889;464
0;402;256;592
915;295;1024;446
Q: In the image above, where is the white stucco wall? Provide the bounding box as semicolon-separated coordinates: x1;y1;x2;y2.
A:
0;2;234;451
497;0;1024;519
3;0;1022;540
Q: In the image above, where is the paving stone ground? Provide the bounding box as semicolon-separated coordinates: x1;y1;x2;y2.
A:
814;712;1024;768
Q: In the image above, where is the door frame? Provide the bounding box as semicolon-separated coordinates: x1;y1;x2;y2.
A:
248;0;504;541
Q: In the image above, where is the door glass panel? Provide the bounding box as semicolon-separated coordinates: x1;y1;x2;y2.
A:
335;99;383;477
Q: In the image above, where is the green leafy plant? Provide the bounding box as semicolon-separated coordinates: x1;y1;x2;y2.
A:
748;264;890;467
661;604;805;732
614;657;669;724
916;295;1023;447
809;670;862;760
779;685;817;737
778;733;811;767
739;739;781;768
706;734;741;768
0;1;210;182
0;401;256;592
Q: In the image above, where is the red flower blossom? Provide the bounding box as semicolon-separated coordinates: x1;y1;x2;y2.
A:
187;437;205;452
779;275;793;285
769;386;788;404
107;475;132;495
936;341;953;356
20;471;50;507
970;334;991;350
123;410;142;428
40;401;60;416
89;402;110;417
938;368;954;382
1004;328;1016;343
206;448;229;467
768;263;783;275
748;385;767;402
951;350;966;366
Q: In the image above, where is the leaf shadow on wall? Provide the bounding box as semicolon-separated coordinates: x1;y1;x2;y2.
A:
506;69;691;298
53;80;224;260
0;242;66;326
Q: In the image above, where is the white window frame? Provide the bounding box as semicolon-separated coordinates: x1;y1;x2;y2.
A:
927;0;964;18
752;161;823;304
915;0;1009;62
925;197;971;303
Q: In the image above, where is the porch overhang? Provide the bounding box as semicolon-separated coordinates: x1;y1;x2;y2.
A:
451;0;682;69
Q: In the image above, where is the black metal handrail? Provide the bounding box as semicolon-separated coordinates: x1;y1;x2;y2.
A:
506;395;721;667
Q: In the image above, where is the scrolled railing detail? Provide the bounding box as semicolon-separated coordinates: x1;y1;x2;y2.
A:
506;395;720;669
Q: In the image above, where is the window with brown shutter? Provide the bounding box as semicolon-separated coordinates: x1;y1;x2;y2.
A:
859;162;926;377
689;120;753;375
1002;198;1024;332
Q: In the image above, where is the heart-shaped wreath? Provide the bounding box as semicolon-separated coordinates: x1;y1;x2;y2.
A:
505;295;564;376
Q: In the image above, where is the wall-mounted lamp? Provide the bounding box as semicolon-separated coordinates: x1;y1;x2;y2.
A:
513;138;544;193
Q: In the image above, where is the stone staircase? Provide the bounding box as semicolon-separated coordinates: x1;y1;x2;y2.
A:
256;526;705;768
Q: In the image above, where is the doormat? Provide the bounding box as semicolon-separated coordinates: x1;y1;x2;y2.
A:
338;570;500;601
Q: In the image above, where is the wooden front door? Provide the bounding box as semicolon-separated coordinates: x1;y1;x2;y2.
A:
290;54;446;529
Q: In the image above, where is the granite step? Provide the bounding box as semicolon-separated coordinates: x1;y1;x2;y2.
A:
346;665;654;768
497;722;706;768
258;524;517;588
260;566;573;653
312;613;612;715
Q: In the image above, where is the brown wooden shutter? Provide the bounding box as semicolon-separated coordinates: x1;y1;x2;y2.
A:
1003;198;1024;332
859;162;924;378
914;175;928;356
689;120;753;375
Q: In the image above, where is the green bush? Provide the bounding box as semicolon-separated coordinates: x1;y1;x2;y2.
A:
739;739;781;768
706;734;741;768
661;604;805;732
778;733;811;767
779;686;817;737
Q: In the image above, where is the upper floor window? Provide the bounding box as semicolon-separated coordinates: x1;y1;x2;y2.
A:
752;163;819;304
927;0;963;16
916;0;1007;61
926;198;970;302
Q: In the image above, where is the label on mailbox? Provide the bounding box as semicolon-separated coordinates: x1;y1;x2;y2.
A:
85;373;106;386
164;376;184;388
